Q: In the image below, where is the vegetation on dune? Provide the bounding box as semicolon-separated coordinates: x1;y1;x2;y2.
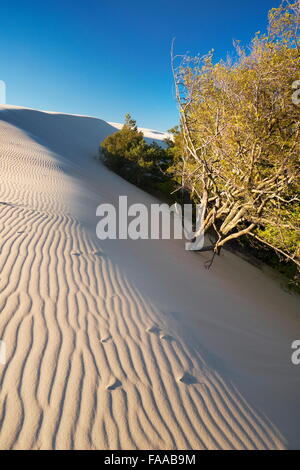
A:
101;113;176;196
100;1;300;289
171;0;300;287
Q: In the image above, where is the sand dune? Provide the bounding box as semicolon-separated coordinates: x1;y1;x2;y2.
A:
108;121;171;145
0;104;299;450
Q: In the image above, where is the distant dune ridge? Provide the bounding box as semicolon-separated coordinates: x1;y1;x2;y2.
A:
0;104;299;450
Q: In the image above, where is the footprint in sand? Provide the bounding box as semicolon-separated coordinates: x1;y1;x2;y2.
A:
100;336;112;343
147;325;161;335
147;326;175;342
179;372;198;385
0;201;15;207
160;334;176;342
92;251;107;257
106;379;122;391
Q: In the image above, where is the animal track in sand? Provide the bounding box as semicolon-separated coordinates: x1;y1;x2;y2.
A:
0;201;16;207
106;379;122;391
92;251;107;257
179;373;198;385
71;250;105;257
147;326;175;342
100;336;112;343
159;334;176;342
147;325;161;335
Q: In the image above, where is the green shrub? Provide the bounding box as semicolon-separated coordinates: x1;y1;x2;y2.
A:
101;114;173;191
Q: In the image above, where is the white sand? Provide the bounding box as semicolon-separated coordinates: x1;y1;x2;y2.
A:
0;104;299;450
108;121;172;145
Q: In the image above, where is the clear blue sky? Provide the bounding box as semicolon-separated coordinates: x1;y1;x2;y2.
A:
1;0;278;130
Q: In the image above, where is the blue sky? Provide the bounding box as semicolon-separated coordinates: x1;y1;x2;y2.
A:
1;0;278;130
